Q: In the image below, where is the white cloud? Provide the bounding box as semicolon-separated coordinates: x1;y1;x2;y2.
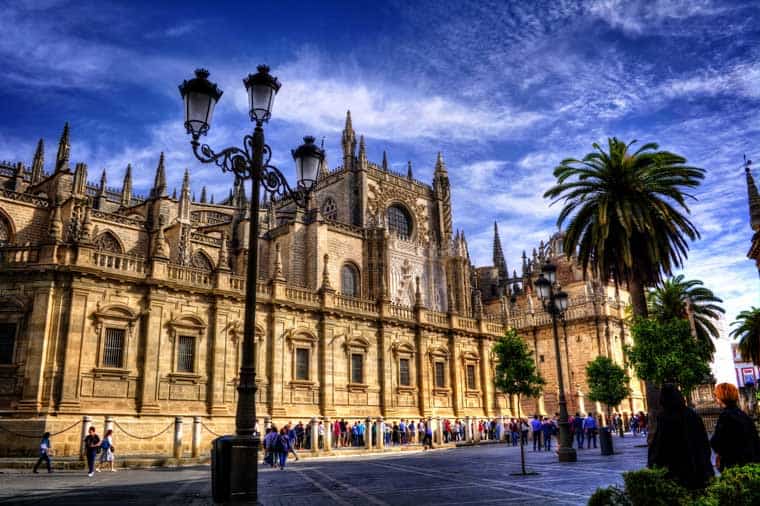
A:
588;0;724;34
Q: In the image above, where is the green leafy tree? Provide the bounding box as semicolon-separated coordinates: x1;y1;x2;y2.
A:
544;137;704;422
626;318;711;396
493;328;544;475
586;356;632;430
732;307;760;366
647;275;724;357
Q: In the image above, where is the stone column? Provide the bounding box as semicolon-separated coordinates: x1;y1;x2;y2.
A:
18;286;55;412
324;417;332;451
192;416;201;458
59;288;89;411
208;303;229;416
310;417;319;454
138;294;166;413
464;416;472;443
365;417;372;450
577;389;586;414
479;337;494;417
499;415;506;442
376;417;384;450
104;416;114;434
173;417;183;460
537;394;546;416
80;415;92;461
436;416;443;445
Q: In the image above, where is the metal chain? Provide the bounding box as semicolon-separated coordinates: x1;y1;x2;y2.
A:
0;420;81;439
201;422;224;437
112;420;173;440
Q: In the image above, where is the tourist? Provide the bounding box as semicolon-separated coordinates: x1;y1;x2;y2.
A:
83;426;100;477
332;420;340;448
630;413;639;436
648;383;713;490
408;419;416;443
509;419;518;446
637;411;648;439
96;429;115;472
584;412;597;449
32;432;52;474
423;421;433;450
520;418;529;446
276;427;291;470
710;382;760;472
263;426;279;467
287;423;299;461
573;412;585;449
530;415;542;451
318;421;324;449
295;421;305;449
541;417;553;451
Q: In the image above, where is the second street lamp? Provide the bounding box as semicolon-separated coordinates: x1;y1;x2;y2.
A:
534;262;577;463
179;65;323;502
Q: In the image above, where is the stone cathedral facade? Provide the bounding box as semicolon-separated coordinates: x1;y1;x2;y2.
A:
0;114;644;456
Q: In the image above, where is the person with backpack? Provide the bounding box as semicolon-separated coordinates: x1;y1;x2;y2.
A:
263;426;278;467
275;427;291;470
32;432;53;474
530;415;542;451
573;413;585;449
96;429;115;472
83;426;100;477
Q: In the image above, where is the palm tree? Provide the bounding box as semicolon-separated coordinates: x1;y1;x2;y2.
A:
544;138;704;317
647;275;725;357
732;307;760;366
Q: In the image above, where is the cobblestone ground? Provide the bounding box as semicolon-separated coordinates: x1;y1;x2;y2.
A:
0;435;648;505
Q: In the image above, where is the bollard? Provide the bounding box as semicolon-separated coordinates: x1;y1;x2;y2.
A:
426;416;434;448
365;417;372;450
500;415;507;442
80;415;92;461
105;415;114;434
324;417;332;452
310;417;319;454
464;416;471;443
174;416;183;460
192;416;201;458
377;417;384;450
435;416;443;445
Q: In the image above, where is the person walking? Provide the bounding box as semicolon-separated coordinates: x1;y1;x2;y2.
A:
83;426;100;477
541;417;553;451
287;423;300;461
573;412;585;449
96;429;115;472
710;382;760;472
648;383;713;490
520;418;529;446
530;416;542;451
32;432;53;474
584;412;598;449
423;421;433;450
276;427;291;470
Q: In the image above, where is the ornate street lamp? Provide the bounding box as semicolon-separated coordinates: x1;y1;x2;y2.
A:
179;65;323;502
534;262;577;463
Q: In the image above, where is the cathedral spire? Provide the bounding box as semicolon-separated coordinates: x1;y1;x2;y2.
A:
358;135;367;170
152;152;167;198
746;158;760;231
434;151;447;175
407;160;413;179
55;122;70;173
342;110;356;171
318;137;329;180
493;222;508;282
200;186;207;203
382;150;388;171
95;169;107;209
31;138;44;184
121;164;132;207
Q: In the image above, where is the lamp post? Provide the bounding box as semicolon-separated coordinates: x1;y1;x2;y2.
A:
179;65;323;501
533;262;577;463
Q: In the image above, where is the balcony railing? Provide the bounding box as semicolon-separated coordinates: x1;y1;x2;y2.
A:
167;264;212;287
334;293;378;313
91;250;147;274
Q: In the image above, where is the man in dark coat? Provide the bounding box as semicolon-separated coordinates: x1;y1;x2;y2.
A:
648;384;714;490
710;382;760;471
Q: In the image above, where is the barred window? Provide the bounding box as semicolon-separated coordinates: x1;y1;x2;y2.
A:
0;323;16;364
466;364;476;390
177;335;195;373
351;353;364;384
399;358;411;386
103;328;125;368
341;264;359;297
387;205;412;239
434;361;445;388
321;198;337;221
295;348;310;380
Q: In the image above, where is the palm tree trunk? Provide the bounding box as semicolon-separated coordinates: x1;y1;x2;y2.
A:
628;275;658;444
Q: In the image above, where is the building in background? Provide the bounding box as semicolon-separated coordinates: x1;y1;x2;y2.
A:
747;164;760;276
0;115;644;457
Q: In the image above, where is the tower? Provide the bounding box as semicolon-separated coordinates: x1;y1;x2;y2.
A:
31;139;44;184
433;152;453;246
493;222;508;284
121;164;132;207
55;123;70;173
341;110;356;171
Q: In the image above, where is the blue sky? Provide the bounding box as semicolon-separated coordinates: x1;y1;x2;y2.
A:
1;0;759;378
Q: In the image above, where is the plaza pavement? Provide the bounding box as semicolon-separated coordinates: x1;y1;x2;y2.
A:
0;434;647;505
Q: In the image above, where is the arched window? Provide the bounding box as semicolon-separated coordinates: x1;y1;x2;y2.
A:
95;232;122;253
341;263;360;297
387;204;412;239
0;215;12;246
191;251;214;271
321;197;337;221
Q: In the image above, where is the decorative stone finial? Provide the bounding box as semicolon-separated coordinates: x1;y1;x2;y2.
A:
273;243;285;281
321;253;332;290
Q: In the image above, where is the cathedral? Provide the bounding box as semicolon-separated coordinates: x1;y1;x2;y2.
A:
0;113;645;457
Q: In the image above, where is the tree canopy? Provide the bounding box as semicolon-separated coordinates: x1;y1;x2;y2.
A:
586;356;631;413
493;328;545;399
732;307;760;366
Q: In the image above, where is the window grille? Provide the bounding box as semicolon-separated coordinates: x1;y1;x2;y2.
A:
295;348;310;380
399;358;411;386
177;335;195;373
0;323;15;364
351;353;364;384
341;264;359;297
435;361;445;388
103;328;125;368
387;205;411;239
321;198;337;221
466;364;476;390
